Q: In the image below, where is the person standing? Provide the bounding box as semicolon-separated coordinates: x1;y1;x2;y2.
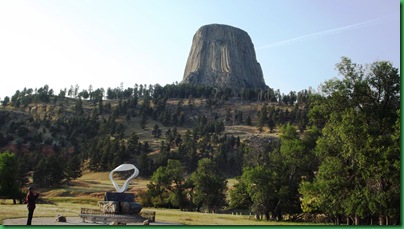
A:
26;186;39;225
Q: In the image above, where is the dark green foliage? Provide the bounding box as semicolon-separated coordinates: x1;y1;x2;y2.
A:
1;96;10;107
229;179;252;209
65;155;83;183
300;57;400;225
193;115;225;136
33;155;65;186
256;103;308;132
0;151;21;202
152;124;162;138
238;166;276;220
245;115;252;125
75;97;83;115
232;125;318;220
143;160;188;209
191;158;227;212
213;135;243;176
10;85;53;107
140;112;147;129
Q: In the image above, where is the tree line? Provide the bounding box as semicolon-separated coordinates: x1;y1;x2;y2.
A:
2;81;311;108
0;57;400;225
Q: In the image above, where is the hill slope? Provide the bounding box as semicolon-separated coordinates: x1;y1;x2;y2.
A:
0;84;308;180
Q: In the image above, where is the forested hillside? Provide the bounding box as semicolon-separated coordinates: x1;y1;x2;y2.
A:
0;57;400;225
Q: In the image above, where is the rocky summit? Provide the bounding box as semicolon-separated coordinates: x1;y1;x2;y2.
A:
181;24;267;90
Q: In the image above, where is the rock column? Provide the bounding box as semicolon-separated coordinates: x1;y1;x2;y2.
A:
181;24;267;90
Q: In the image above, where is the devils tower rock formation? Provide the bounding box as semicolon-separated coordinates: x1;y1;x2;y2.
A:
181;24;267;89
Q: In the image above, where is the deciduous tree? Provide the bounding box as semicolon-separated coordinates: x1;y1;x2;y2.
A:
191;158;227;212
0;151;20;203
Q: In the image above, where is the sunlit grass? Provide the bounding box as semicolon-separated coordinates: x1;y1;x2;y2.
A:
142;208;321;225
0;199;323;226
0;199;96;224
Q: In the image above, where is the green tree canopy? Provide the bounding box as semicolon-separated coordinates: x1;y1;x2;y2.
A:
191;158;227;213
300;57;400;225
145;159;188;209
0;151;20;201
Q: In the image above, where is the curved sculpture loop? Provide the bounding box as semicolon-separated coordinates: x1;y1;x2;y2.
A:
109;164;139;193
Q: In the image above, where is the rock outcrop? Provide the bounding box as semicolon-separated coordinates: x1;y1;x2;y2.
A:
181;24;267;89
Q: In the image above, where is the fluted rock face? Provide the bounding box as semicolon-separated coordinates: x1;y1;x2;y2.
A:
181;24;267;89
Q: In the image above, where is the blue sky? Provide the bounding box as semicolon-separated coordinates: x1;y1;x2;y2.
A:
0;0;399;99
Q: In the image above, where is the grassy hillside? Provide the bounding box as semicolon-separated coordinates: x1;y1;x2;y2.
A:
0;97;284;150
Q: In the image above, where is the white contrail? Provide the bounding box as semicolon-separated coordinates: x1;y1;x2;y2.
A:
258;14;398;50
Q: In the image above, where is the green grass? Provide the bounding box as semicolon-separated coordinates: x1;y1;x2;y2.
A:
0;199;96;224
0;199;323;226
136;208;323;225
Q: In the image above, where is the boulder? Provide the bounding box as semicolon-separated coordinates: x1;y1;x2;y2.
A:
120;202;142;214
55;215;66;222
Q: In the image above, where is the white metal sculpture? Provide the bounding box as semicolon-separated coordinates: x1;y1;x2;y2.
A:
109;164;139;193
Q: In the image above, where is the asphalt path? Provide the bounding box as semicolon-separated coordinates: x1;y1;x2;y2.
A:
3;217;180;225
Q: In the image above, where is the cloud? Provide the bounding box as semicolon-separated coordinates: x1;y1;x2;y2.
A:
258;14;398;50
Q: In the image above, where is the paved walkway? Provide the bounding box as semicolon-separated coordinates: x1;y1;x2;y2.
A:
3;217;179;225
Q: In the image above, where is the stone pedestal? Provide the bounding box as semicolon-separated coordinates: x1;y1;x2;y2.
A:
104;192;135;202
98;201;120;214
99;192;142;215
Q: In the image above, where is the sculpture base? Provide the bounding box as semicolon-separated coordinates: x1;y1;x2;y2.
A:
100;192;142;215
104;192;135;202
98;201;142;214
